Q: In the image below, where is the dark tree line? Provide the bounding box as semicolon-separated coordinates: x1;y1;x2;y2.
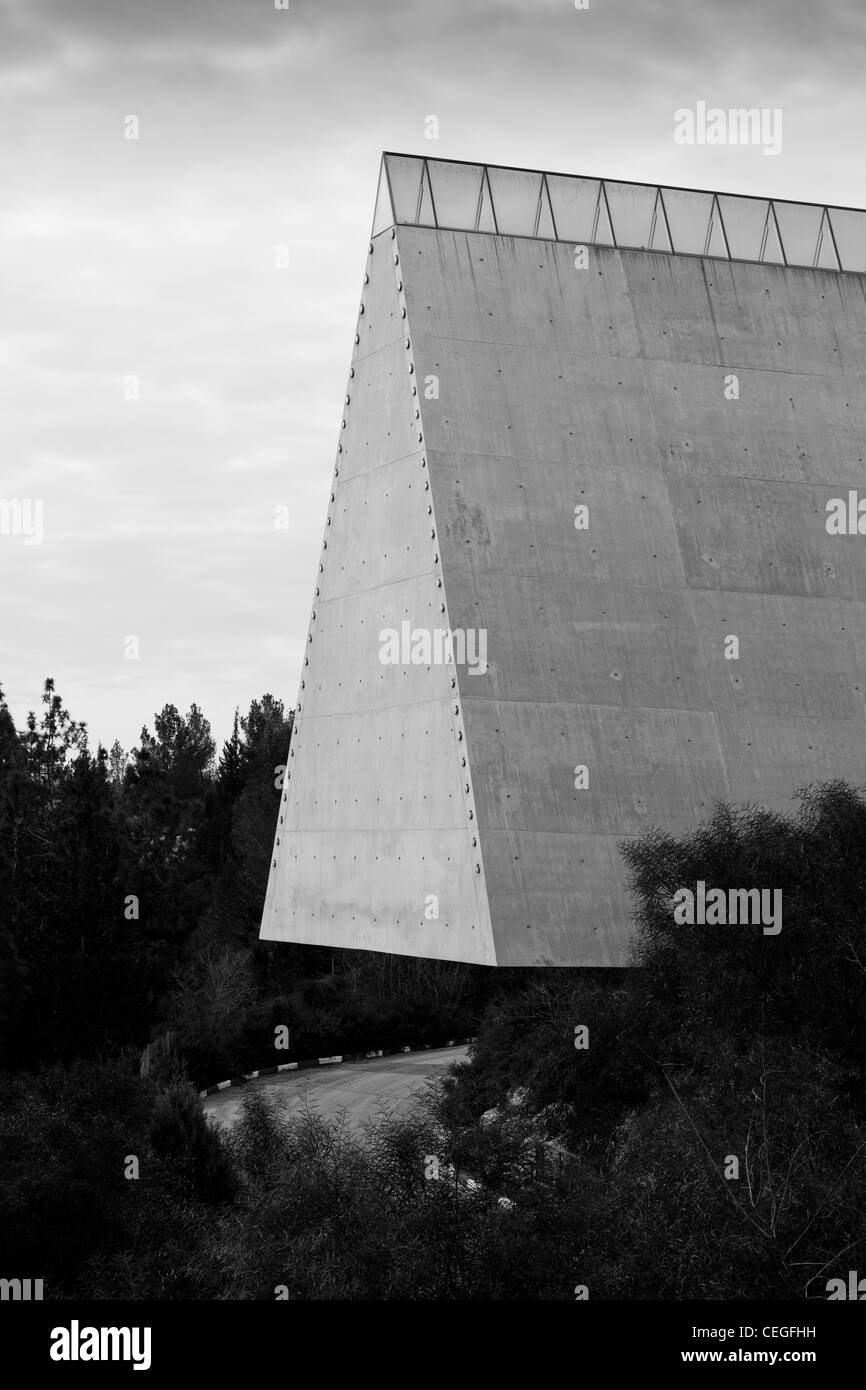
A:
0;678;485;1083
0;678;297;1071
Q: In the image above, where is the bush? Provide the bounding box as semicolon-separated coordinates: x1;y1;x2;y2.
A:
149;1081;237;1204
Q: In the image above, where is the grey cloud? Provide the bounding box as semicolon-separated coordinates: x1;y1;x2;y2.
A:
2;0;865;750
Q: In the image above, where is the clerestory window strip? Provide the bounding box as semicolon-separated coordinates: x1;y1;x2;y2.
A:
372;153;866;274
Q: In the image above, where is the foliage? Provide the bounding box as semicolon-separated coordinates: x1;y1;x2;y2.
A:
2;675;864;1298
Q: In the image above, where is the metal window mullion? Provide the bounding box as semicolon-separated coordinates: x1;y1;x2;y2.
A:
768;201;787;266
647;191;659;249
657;187;675;252
824;207;844;271
422;159;439;229
712;194;731;259
382;156;398;230
701;197;714;256
470;168;487;231
597;181;615;246
812;209;827;268
483;167;498;234
542;173;558;241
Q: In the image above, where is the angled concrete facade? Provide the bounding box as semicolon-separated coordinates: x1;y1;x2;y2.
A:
261;155;866;966
260;195;495;965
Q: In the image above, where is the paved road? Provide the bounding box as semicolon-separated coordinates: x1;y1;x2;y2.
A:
202;1045;470;1131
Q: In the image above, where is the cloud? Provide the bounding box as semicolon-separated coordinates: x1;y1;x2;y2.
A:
2;0;865;749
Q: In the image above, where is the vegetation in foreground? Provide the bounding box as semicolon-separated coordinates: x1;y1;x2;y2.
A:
1;679;864;1297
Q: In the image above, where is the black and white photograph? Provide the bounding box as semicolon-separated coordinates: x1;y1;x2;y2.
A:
1;0;865;1366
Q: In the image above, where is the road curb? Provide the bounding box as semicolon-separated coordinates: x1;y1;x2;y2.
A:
199;1037;475;1099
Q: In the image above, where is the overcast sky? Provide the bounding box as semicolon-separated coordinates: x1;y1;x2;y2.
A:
1;0;864;755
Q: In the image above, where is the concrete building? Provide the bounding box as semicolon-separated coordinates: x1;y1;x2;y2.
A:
260;154;866;967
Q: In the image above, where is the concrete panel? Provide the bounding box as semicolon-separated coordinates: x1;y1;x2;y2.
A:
649;361;866;485
300;576;459;718
438;574;714;713
321;454;438;600
265;830;494;964
688;591;866;719
461;700;730;836
413;339;661;469
480;831;634;967
355;229;407;358
670;474;866;600
715;712;866;808
337;336;419;481
699;260;866;377
622;253;863;374
397;227;641;356
426;450;686;589
284;702;475;830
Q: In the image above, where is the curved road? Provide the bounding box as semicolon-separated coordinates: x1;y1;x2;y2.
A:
202;1045;470;1130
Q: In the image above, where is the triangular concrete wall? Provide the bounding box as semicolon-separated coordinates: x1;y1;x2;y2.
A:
260;227;496;964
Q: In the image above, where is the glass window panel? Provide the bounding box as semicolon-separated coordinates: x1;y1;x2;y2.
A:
706;198;729;259
762;205;785;264
660;188;714;253
828;207;866;272
384;154;425;223
486;166;543;235
815;210;841;271
536;178;556;239
546;175;600;241
417;163;436;226
603;181;657;249
476;170;496;232
371;161;393;235
427;160;484;229
648;191;672;252
593;185;615;246
773;201;823;266
717;195;768;260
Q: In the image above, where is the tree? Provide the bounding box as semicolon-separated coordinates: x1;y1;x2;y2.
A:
165;944;257;1081
21;677;87;793
108;739;128;787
